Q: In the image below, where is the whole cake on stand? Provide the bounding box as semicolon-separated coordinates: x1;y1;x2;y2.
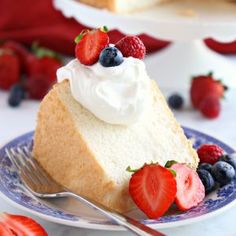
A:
54;0;236;90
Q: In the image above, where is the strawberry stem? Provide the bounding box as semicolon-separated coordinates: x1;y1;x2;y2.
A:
100;26;109;33
126;166;139;173
208;71;213;77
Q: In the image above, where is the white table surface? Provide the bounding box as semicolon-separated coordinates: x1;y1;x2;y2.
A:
1;54;236;236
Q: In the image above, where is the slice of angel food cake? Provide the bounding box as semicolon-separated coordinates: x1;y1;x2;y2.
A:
33;26;205;218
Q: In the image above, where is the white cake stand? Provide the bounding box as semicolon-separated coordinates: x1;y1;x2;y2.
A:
54;0;236;89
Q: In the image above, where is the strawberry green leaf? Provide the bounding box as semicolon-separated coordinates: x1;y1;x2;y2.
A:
168;169;176;177
74;29;90;44
74;34;84;44
165;160;177;168
32;42;61;61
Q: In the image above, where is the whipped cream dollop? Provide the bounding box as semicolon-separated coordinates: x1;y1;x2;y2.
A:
57;57;151;125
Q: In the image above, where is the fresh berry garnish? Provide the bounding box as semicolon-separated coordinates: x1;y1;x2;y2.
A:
0;213;48;236
27;55;61;82
197;144;224;165
212;161;235;186
0;48;20;90
190;72;227;108
75;27;109;65
171;163;205;211
167;93;184;110
2;40;30;73
198;163;213;173
197;169;215;193
25;74;54;100
220;154;236;170
26;44;62;82
99;46;123;67
0;222;15;235
128;164;176;219
8;84;25;107
116;36;146;59
199;95;221;119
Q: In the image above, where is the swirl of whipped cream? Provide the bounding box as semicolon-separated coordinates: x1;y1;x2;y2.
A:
57;57;151;125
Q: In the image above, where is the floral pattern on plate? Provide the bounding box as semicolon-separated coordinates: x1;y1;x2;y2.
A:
0;127;235;230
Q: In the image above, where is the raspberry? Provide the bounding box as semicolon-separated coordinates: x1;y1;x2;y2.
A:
197;144;224;165
116;36;146;59
199;95;221;119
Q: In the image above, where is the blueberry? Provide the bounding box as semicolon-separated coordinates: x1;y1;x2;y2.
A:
220;154;236;170
197;169;215;193
212;161;235;186
167;93;184;110
8;84;25;107
198;163;213;174
99;47;123;67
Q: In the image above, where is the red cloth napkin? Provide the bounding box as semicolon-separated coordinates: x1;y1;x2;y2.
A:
0;0;170;55
0;0;235;56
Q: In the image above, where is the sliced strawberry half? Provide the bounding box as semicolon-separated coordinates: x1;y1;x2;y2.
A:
129;164;177;219
0;222;15;235
171;163;205;211
75;27;109;65
0;213;48;236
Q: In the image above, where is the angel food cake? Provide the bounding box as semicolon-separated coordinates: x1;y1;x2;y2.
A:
79;0;235;13
33;27;200;214
79;0;168;13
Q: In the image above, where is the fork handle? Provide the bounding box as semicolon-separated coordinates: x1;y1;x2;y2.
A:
64;192;165;236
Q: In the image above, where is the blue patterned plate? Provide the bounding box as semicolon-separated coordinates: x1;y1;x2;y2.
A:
0;127;235;231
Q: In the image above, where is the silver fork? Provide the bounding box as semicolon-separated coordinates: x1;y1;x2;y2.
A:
5;146;165;236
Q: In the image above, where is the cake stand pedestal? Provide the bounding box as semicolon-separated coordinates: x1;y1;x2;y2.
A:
145;40;236;90
54;0;236;89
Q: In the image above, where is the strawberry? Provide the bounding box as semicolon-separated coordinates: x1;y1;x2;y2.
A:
27;55;61;82
0;213;48;235
197;144;224;165
199;95;221;119
26;43;62;82
75;27;109;65
128;164;176;219
171;163;205;211
190;72;227;108
24;44;62;100
0;48;20;90
2;41;30;73
25;74;54;100
0;222;14;235
116;36;146;59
